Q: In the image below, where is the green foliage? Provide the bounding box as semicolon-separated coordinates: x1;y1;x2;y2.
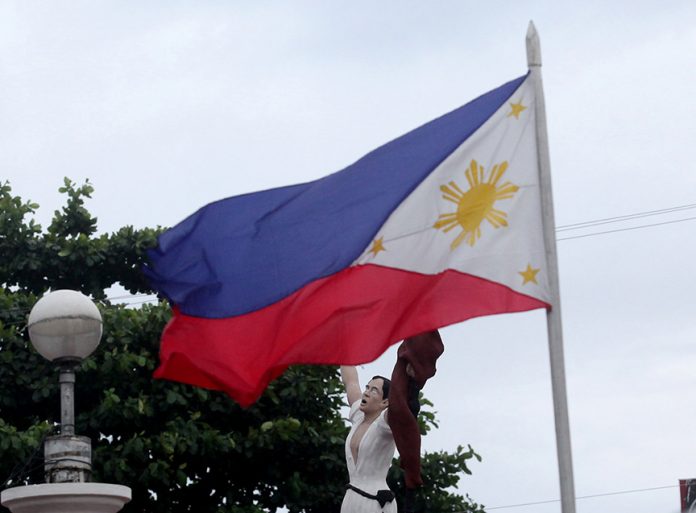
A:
0;180;485;512
388;445;486;513
0;179;159;299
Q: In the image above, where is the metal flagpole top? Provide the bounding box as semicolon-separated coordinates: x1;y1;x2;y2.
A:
526;21;542;68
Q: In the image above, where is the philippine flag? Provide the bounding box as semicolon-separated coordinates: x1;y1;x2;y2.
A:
144;73;551;406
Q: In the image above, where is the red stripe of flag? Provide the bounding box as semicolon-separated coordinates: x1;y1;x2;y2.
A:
155;264;548;406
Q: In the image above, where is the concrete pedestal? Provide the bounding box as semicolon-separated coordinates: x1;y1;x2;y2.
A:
1;483;131;513
44;435;92;483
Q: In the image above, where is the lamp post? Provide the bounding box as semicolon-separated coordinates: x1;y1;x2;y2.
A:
0;290;131;513
28;289;101;483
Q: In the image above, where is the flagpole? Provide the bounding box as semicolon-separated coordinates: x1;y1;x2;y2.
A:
526;21;577;513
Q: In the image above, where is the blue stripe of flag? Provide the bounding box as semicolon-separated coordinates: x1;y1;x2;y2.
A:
145;75;527;318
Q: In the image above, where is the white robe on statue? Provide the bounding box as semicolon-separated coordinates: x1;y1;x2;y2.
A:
340;400;397;513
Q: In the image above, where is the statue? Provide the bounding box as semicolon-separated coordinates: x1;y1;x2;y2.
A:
340;366;396;512
339;330;444;513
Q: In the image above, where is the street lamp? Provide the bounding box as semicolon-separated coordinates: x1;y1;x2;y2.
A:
27;289;102;482
0;290;131;513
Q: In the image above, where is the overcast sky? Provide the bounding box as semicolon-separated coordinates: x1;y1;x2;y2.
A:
2;2;696;512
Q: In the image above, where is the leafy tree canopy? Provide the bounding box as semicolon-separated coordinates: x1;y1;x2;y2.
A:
0;179;485;513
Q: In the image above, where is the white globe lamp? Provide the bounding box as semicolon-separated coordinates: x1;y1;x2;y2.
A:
27;289;102;362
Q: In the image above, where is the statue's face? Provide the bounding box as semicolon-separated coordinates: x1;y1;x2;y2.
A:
359;378;388;414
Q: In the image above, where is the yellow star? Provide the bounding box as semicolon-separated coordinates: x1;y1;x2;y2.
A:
369;237;386;257
519;264;540;285
507;101;527;119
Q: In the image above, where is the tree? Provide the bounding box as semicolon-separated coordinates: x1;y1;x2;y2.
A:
0;179;485;513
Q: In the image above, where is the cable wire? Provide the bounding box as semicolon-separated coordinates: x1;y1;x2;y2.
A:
557;215;696;241
556;202;696;231
0;293;160;318
485;484;679;510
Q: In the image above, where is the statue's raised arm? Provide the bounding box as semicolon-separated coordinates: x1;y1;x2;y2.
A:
340;365;362;407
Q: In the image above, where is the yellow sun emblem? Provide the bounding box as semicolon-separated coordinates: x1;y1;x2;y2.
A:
434;159;519;249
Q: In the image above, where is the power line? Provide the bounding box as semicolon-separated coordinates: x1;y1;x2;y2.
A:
0;294;160;319
104;293;155;301
556;215;696;241
120;298;159;307
556;202;696;231
485;484;679;510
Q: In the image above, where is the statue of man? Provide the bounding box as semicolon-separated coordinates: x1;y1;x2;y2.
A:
340;366;397;512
